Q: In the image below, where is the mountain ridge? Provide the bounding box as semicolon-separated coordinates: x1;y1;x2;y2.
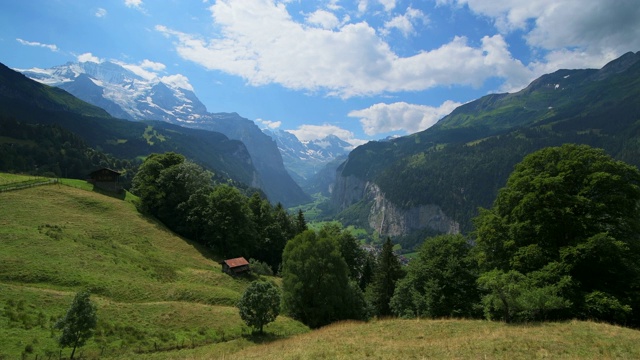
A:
18;61;310;206
330;51;640;243
0;62;259;188
263;129;351;194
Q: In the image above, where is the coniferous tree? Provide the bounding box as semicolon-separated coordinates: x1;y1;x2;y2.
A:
367;237;404;317
295;209;307;234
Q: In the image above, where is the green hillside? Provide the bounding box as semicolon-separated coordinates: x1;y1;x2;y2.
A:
0;175;308;358
335;51;640;237
3;178;640;359
0;63;257;187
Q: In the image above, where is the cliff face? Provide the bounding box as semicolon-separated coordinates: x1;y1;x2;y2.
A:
331;172;459;236
368;182;459;236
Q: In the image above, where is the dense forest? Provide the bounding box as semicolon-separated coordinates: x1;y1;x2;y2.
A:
129;145;640;330
0;115;138;186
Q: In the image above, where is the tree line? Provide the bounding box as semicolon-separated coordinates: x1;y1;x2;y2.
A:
0;116;137;186
132;145;640;331
390;144;640;327
131;152;306;272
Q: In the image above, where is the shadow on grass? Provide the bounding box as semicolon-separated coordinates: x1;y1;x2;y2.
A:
242;331;290;345
91;184;126;200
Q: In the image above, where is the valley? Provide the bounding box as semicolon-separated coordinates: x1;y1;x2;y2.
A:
2;46;640;359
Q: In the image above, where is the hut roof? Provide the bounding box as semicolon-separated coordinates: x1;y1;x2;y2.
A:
223;257;249;268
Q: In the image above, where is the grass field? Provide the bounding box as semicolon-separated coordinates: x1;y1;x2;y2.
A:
2;173;640;359
231;318;640;360
0;174;308;358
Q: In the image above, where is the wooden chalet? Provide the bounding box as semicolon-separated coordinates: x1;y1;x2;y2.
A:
221;257;250;276
88;168;122;192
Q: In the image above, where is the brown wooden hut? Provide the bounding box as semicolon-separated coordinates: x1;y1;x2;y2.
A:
88;168;121;192
221;257;250;276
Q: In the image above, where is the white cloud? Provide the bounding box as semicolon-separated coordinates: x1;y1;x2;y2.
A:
440;0;640;71
382;7;428;37
160;74;194;91
349;100;462;136
16;38;58;52
124;0;143;9
156;1;529;98
95;8;107;18
306;10;340;29
288;124;365;146
77;52;102;63
140;59;166;71
378;0;396;12
357;0;368;13
256;118;282;129
109;58;194;91
327;0;342;11
115;60;158;81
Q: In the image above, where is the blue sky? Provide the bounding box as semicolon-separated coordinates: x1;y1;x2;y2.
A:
1;0;639;145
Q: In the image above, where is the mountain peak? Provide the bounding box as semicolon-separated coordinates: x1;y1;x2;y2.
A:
590;51;640;81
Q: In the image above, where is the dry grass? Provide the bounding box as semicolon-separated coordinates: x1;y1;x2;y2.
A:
228;319;640;360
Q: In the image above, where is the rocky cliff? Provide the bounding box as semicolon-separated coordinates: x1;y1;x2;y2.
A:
331;171;459;236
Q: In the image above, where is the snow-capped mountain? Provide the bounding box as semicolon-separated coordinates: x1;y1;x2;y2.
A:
263;129;352;180
20;61;207;123
18;61;310;206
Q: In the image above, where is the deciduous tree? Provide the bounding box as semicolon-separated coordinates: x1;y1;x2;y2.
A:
282;228;367;328
474;144;640;324
54;290;97;359
237;281;281;334
391;234;478;318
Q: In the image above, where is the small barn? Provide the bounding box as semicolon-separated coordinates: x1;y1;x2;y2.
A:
88;168;121;192
221;257;250;276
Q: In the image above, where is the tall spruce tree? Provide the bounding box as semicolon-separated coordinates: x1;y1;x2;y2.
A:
367;237;404;317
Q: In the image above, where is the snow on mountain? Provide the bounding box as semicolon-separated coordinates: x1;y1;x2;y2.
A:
18;61;206;124
263;129;352;180
17;61;311;206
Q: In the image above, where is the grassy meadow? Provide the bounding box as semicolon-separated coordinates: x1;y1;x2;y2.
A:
2;173;640;359
232;319;640;360
0;174;308;358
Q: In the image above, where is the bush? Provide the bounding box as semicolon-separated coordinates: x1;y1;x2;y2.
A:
249;258;273;276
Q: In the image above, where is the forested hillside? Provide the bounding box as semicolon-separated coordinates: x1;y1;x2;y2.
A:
333;51;640;237
0;62;263;198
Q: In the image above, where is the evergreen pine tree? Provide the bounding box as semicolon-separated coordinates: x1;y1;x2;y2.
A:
367;237;404;316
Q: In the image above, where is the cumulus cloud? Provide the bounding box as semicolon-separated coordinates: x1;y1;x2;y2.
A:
140;59;166;71
288;124;365;146
111;58;194;90
306;9;340;29
382;7;428;37
160;74;194;91
124;0;143;9
349;100;462;136
256;118;282;129
156;0;529;98
77;52;102;63
95;8;107;18
378;0;396;12
440;0;640;71
115;59;164;80
16;38;59;52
